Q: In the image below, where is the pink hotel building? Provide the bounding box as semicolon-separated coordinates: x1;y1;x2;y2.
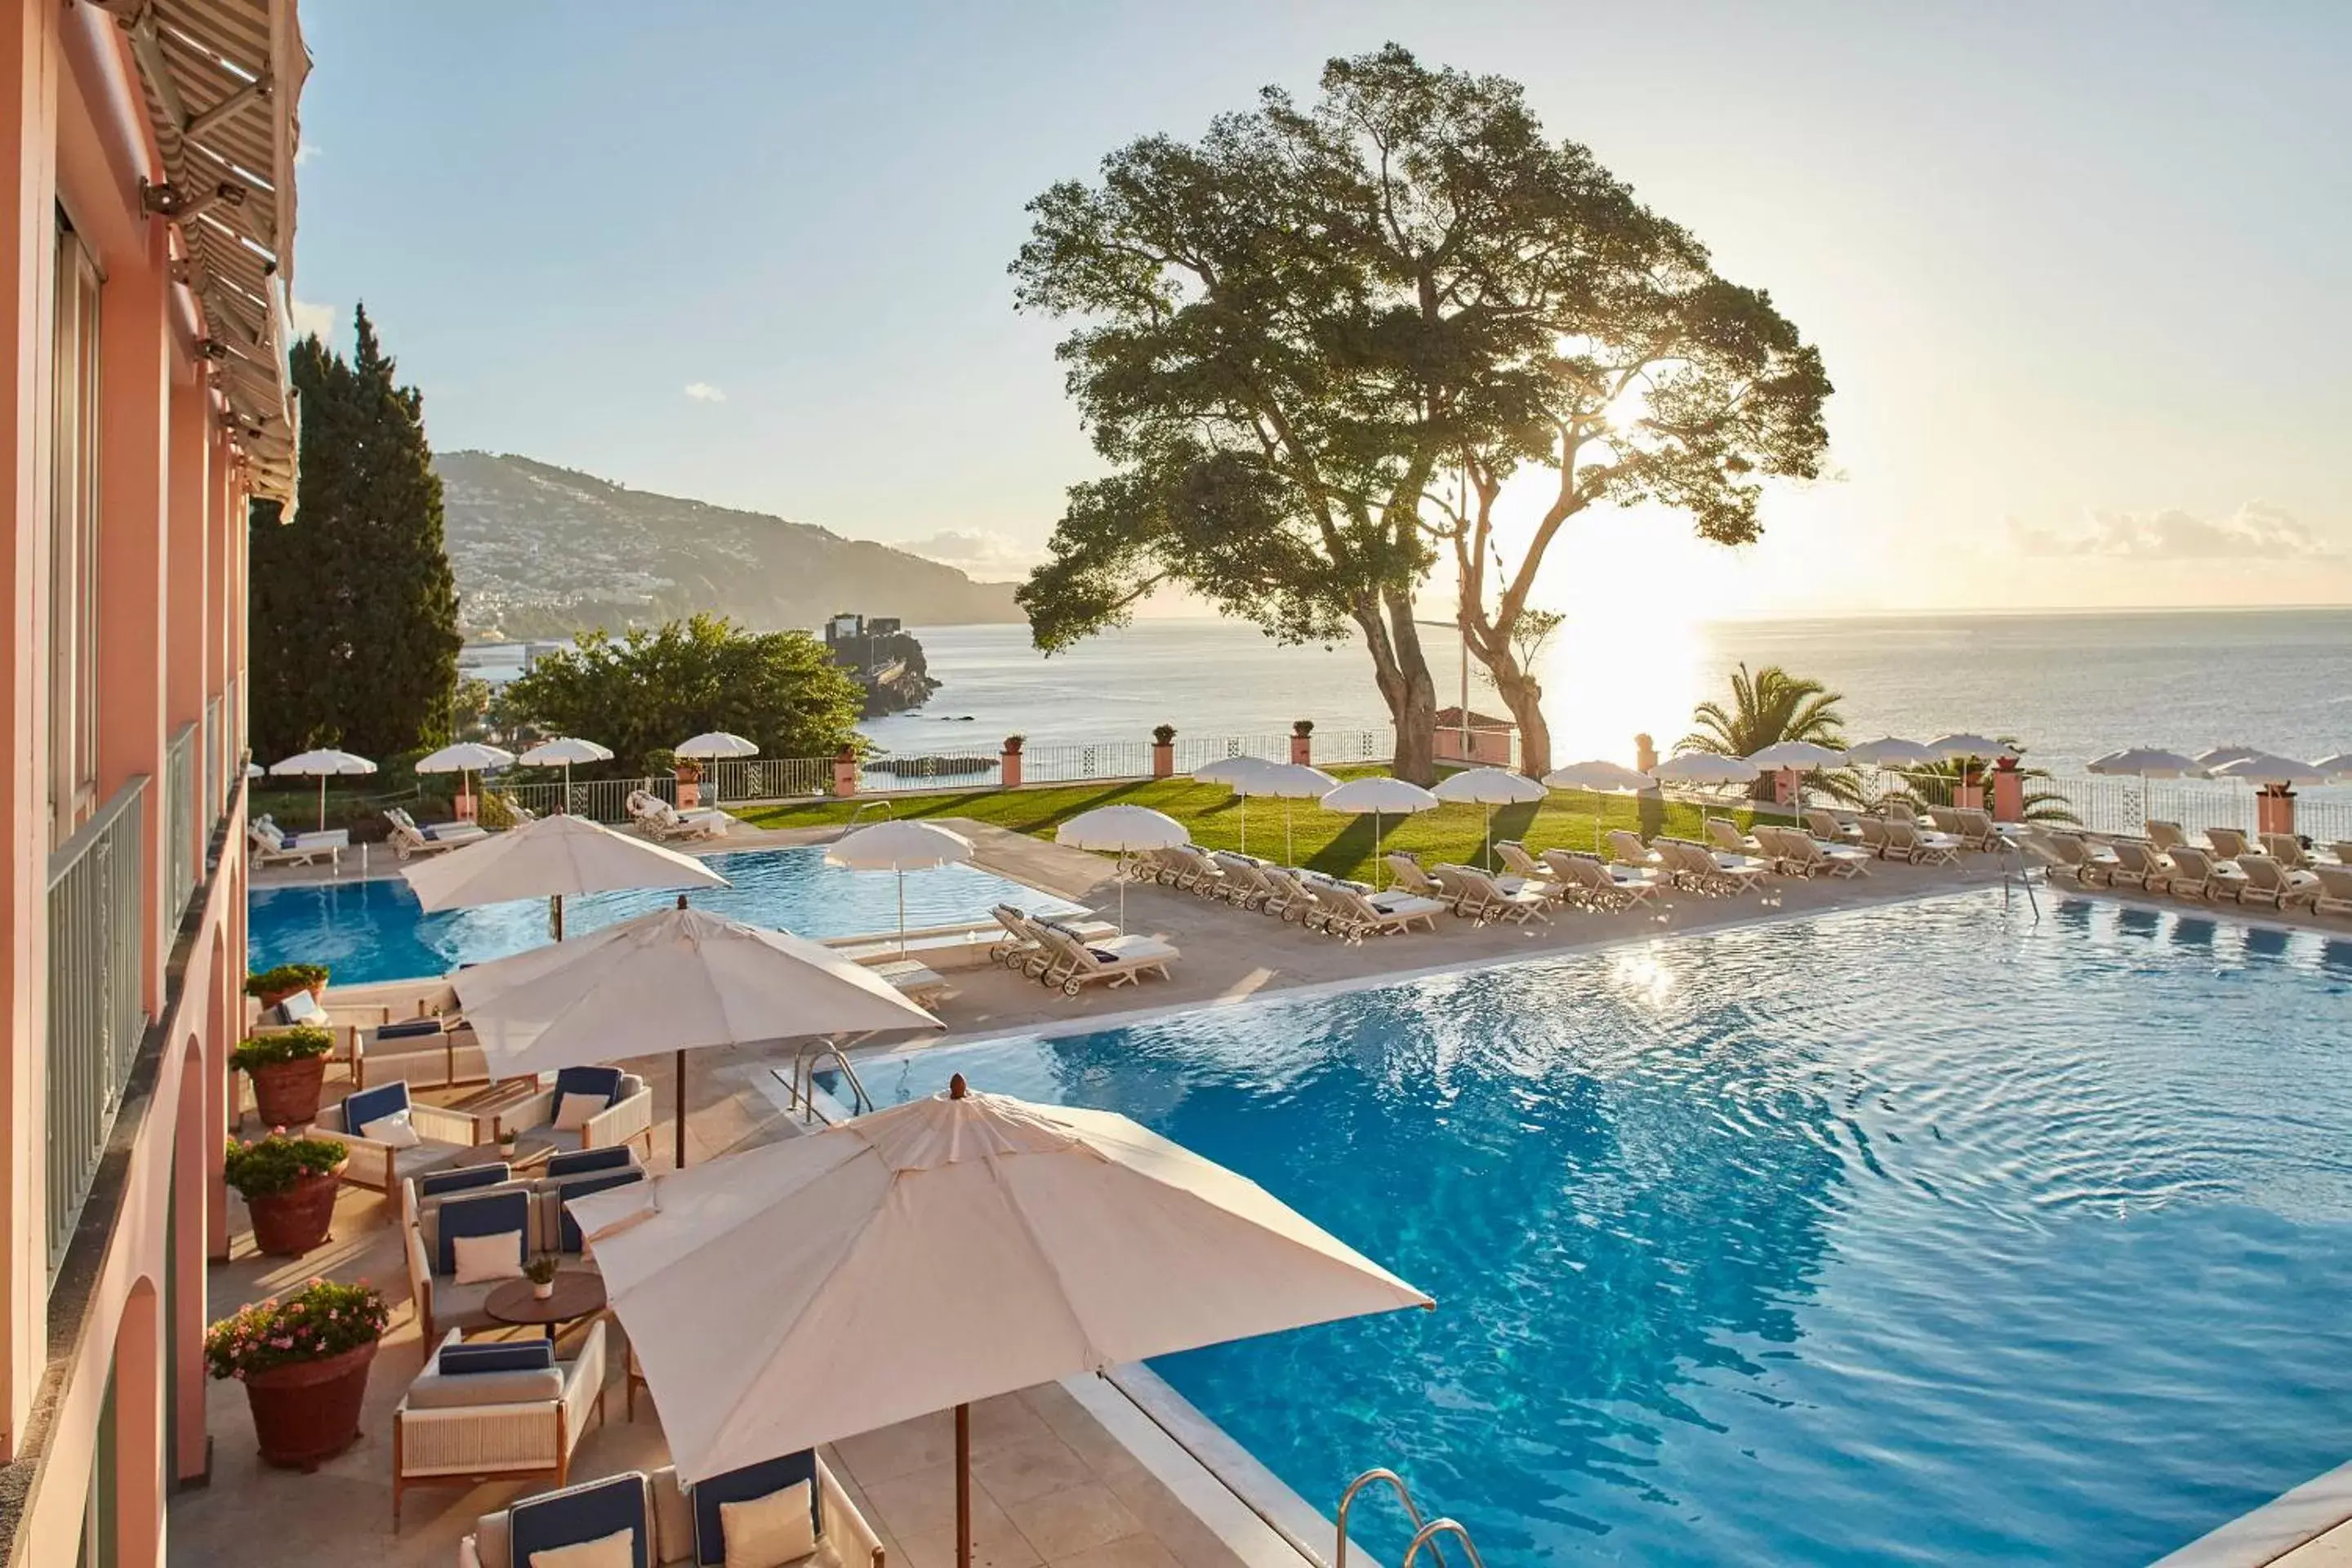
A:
0;0;303;1562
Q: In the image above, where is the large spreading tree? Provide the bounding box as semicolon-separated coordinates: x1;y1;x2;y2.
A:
249;305;462;760
1013;45;1829;781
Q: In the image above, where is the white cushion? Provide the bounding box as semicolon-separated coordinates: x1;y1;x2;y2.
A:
360;1110;421;1148
553;1092;605;1133
528;1528;635;1568
720;1481;817;1568
452;1229;525;1285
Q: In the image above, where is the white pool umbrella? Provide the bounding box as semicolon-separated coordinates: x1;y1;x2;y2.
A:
1744;742;1846;768
1544;760;1657;851
519;735;616;804
1929;733;2017;762
244;762;264;780
568;1076;1432;1568
1320;777;1440;889
2313;752;2352;781
2087;747;2201;778
1192;755;1278;855
1846;737;1943;769
1243;762;1338;863
1054;804;1189;931
2209;752;2328;787
826;820;976;954
1432;766;1546;864
401;811;727;939
675;731;760;760
269;747;378;831
1654;752;1762;786
416;741;516;818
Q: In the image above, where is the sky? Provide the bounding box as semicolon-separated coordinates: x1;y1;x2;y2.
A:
289;2;2352;619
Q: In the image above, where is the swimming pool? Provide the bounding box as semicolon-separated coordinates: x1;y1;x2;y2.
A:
838;893;2352;1566
247;848;1080;985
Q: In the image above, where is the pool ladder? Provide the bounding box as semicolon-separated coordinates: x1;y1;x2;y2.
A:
1335;1468;1486;1568
775;1040;875;1125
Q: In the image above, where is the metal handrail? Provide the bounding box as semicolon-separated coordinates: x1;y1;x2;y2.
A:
1336;1468;1473;1568
844;800;894;831
1402;1520;1486;1568
779;1039;875;1124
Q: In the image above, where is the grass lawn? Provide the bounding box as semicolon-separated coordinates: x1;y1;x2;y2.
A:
734;768;1749;887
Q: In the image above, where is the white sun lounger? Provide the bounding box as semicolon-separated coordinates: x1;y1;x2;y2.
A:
1298;874;1445;940
1540;849;1663;909
1432;863;1552;924
1032;923;1181;994
2314;864;2352;917
2234;856;2320;911
248;817;347;871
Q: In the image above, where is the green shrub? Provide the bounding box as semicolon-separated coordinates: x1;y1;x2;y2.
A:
221;1134;347;1199
524;1254;560;1285
244;962;328;999
229;1026;335;1074
205;1277;388;1380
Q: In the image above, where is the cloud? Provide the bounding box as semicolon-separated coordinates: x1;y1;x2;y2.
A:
898;529;1040;579
2007;501;2339;561
287;296;336;341
682;382;727;403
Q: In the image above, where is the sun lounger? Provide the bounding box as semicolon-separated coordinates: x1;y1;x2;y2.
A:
868;958;956;1008
1605;830;1663;875
1804;809;1860;846
1208;851;1277;910
1297;871;1445;938
2158;845;2240;902
2234;855;2321;911
988;906;1116;976
1256;863;1325;924
247;817;347;871
2105;840;2170;893
2146;820;2189;853
629;791;728;842
2260;832;2311;868
1949;808;2002;852
1032;923;1181;994
2333;842;2352;868
2206;826;2255;859
382;808;487;860
2028;831;2105;886
1882;819;1961;866
2314;864;2352;917
1755;824;1869;879
1153;844;1225;896
1659;836;1768;895
1382;853;1463;911
1432;863;1553;924
1540;848;1664;910
1705;817;1770;861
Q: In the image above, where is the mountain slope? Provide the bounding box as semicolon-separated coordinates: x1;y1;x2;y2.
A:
435;451;1023;639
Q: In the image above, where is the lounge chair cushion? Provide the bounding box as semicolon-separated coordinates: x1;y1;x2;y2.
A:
271;989;327;1027
554;1064;625;1107
405;1360;564;1411
692;1450;822;1566
377;1016;446;1040
555;1168;646;1252
511;1475;653;1568
341;1081;412;1138
554;1093;608;1133
526;1526;635;1568
360;1109;421;1148
453;1228;528;1285
717;1482;817;1568
546;1146;634;1178
418;1163;510;1199
441;1339;554;1375
435;1189;532;1275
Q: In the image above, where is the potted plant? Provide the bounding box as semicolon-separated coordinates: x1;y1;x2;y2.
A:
230;1024;336;1129
245;962;330;1010
1152;724;1178;746
207;1277;390;1470
1292;719;1315;738
225;1134;349;1256
524;1254;561;1302
1002;733;1026;755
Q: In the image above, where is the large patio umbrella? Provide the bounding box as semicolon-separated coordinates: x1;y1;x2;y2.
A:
2195;745;2261;775
519;735;615;806
415;741;516;821
675;731;759;760
1845;737;1944;768
2314;752;2352;781
1054;804;1188;932
1191;755;1278;856
1320;777;1439;889
2209;752;2328;787
457;899;940;1168
1654;752;1762;788
1742;742;1845;817
1929;733;2017;762
568;1076;1432;1568
2087;747;2200;778
401;811;728;939
826;820;975;954
1432;765;1546;866
1544;760;1657;852
1247;762;1339;865
269;747;377;831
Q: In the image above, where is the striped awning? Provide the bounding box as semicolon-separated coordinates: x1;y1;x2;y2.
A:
97;0;307;504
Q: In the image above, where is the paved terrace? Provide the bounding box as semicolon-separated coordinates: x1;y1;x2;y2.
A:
198;825;2346;1566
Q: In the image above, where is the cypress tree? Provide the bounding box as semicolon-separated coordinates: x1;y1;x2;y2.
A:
248;305;461;760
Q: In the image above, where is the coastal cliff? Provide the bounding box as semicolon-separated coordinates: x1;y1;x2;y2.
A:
824;612;940;718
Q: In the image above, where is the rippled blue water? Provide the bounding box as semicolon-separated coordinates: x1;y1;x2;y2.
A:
246;848;1078;985
843;893;2352;1566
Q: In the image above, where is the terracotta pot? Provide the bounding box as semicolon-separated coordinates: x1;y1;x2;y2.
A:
247;1056;327;1128
307;980;327;1002
241;1338;377;1470
243;1167;344;1256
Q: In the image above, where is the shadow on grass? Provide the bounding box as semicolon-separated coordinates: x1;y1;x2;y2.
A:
1303;814;1380;879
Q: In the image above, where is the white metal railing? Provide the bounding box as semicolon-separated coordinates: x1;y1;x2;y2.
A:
47;776;149;1269
706;756;831;804
202;693;224;830
501;776;673;825
164;723;197;920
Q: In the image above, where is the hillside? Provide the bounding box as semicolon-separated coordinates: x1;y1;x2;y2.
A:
434;451;1023;639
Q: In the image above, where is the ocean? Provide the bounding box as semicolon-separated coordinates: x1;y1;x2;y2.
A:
859;608;2352;773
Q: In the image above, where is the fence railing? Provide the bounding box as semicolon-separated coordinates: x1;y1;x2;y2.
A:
706;757;831;804
201;694;224;831
502;776;674;825
164;723;197;920
47;777;148;1270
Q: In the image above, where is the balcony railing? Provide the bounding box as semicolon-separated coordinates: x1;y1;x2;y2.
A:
165;723;197;920
202;693;224;830
47;776;149;1268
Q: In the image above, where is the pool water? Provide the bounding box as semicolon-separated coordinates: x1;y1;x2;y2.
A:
247;848;1079;985
839;893;2352;1566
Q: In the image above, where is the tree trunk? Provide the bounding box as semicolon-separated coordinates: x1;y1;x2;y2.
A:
1489;657;1552;780
1350;591;1441;786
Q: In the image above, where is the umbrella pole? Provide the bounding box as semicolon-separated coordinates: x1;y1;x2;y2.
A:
1484;803;1493;867
956;1401;973;1568
1116;868;1127;935
1373;811;1383;889
898;868;907;957
675;1049;688;1169
1240;794;1247;857
552;893;565;942
317;774;327;833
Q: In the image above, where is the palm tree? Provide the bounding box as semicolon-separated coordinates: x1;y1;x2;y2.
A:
1893;751;2081;825
1679;664;1860;803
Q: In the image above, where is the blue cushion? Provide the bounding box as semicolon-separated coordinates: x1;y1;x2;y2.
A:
341;1081;410;1137
546;1145;634;1178
553;1064;625;1107
376;1016;445;1040
691;1450;821;1566
439;1339;552;1375
434;1189;529;1276
511;1473;652;1568
556;1169;645;1252
416;1164;508;1200
420;823;442;840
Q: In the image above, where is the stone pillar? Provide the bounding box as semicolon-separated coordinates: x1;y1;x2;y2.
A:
1634;733;1658;774
452;785;476;822
1991;758;2025;822
1150;733;1174;778
1773;768;1798;808
831;747;858;798
675;766;700;809
1000;740;1024;790
1956;764;1984;812
2256;786;2296;838
1290;725;1312;765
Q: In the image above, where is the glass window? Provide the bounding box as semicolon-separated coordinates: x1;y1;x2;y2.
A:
49;216;101;845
